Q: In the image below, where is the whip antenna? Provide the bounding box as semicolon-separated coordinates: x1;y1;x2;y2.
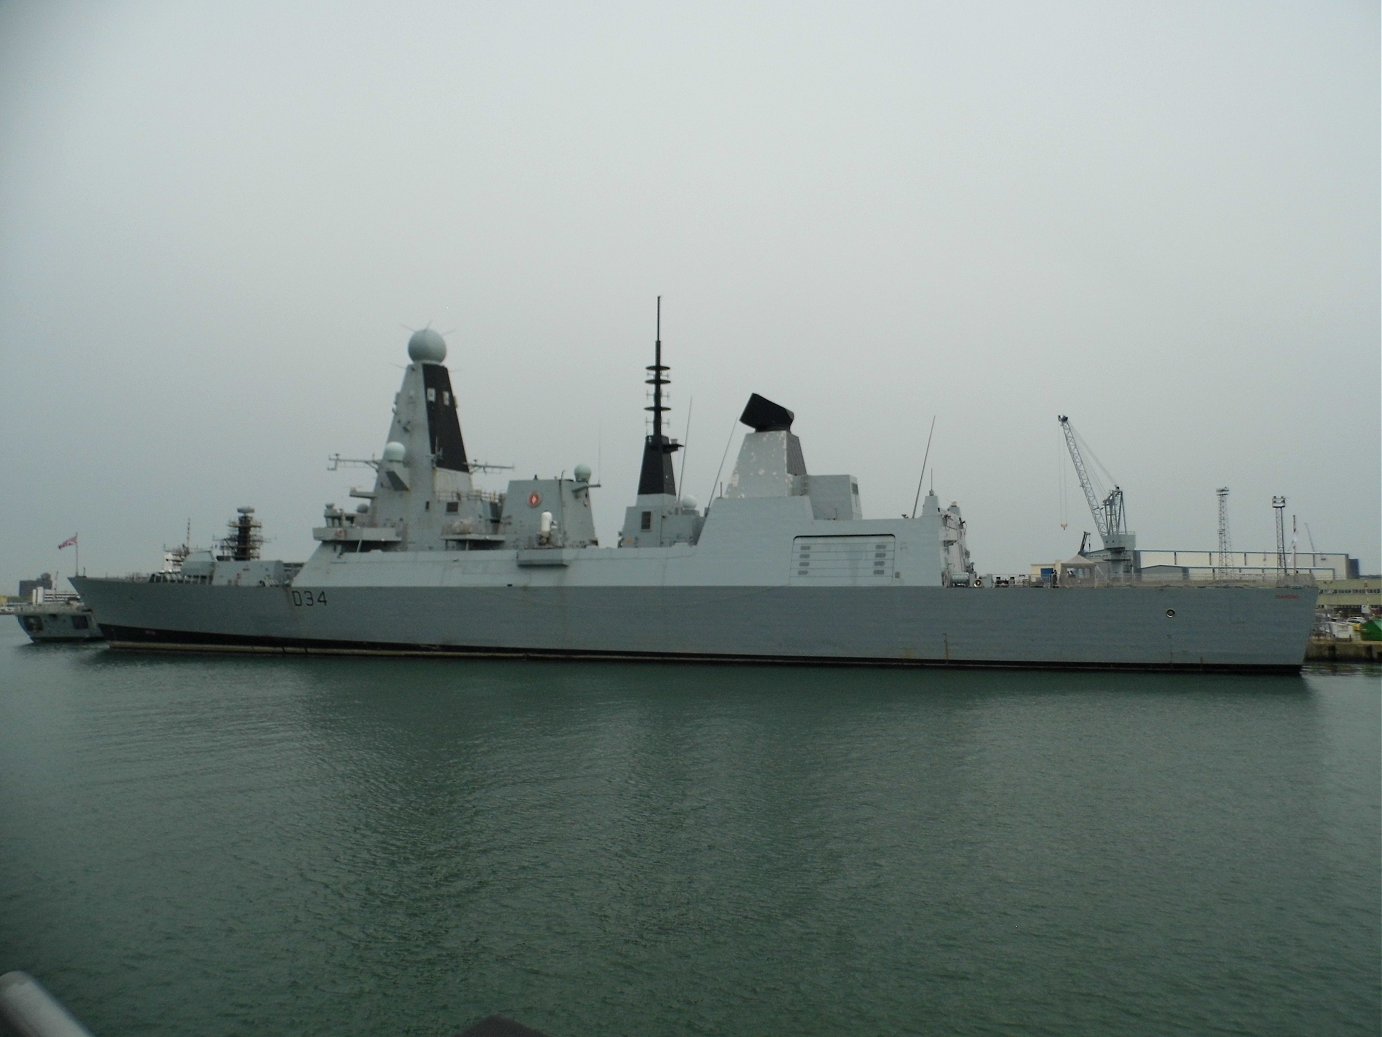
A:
710;417;737;502
910;416;937;518
677;396;693;503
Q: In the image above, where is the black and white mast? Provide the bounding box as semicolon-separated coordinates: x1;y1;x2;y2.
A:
637;296;681;496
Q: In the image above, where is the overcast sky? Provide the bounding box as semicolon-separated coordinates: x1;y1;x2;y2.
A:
2;1;1377;593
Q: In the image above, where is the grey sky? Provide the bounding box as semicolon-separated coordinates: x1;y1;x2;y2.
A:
2;1;1377;593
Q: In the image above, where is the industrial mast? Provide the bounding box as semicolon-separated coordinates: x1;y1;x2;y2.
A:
1057;416;1136;577
1272;495;1288;577
1216;487;1235;579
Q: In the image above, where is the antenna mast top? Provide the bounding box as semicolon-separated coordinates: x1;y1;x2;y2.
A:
637;296;681;497
651;296;665;441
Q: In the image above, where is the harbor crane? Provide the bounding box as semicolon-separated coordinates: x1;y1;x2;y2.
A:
1057;415;1137;576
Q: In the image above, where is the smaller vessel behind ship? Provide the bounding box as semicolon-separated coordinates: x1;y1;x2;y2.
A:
73;313;1318;671
14;590;103;643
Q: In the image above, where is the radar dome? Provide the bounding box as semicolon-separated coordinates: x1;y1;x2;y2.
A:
382;441;407;463
574;464;592;483
407;328;447;364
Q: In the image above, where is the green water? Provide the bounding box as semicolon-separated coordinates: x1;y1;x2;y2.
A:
1;624;1378;1036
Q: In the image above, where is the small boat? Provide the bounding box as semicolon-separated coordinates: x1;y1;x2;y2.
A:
14;593;104;643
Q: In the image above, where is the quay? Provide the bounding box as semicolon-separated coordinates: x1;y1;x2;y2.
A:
1306;639;1382;663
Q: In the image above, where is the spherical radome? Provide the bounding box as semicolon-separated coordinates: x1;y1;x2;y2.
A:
382;441;407;463
574;464;592;483
407;328;447;363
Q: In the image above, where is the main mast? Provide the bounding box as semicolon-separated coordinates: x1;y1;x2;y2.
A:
637;296;681;496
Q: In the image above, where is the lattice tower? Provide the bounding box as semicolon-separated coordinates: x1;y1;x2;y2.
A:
1273;496;1288;574
1216;487;1235;578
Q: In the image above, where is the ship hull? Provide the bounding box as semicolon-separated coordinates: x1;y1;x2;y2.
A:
73;577;1316;672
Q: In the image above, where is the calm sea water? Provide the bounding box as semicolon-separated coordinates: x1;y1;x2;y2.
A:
1;622;1377;1037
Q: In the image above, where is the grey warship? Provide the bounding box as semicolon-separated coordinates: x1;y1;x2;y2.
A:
74;315;1317;671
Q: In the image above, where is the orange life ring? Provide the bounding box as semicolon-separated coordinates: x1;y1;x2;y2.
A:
528;491;542;508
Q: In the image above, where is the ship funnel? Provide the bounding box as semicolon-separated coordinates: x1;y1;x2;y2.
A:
726;395;807;499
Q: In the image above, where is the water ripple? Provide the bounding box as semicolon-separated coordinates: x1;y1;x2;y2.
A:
1;636;1377;1036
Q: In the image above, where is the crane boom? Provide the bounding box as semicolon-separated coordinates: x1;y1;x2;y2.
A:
1057;415;1136;575
1058;415;1109;541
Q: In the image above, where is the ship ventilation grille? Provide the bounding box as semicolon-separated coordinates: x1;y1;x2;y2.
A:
791;535;896;582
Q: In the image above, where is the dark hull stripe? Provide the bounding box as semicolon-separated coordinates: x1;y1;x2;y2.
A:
99;625;1302;674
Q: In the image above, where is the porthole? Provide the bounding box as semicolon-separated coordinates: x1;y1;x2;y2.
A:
1165;609;1176;619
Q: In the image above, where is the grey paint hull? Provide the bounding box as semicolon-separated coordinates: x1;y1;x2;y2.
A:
13;605;104;643
73;576;1316;671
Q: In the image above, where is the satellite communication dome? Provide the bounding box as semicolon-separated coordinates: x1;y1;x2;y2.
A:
574;464;592;484
407;328;447;364
382;441;407;463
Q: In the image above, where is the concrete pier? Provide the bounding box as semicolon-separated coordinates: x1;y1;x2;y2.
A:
1306;639;1382;663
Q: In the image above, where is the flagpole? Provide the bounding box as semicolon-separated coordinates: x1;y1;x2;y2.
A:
57;533;79;587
